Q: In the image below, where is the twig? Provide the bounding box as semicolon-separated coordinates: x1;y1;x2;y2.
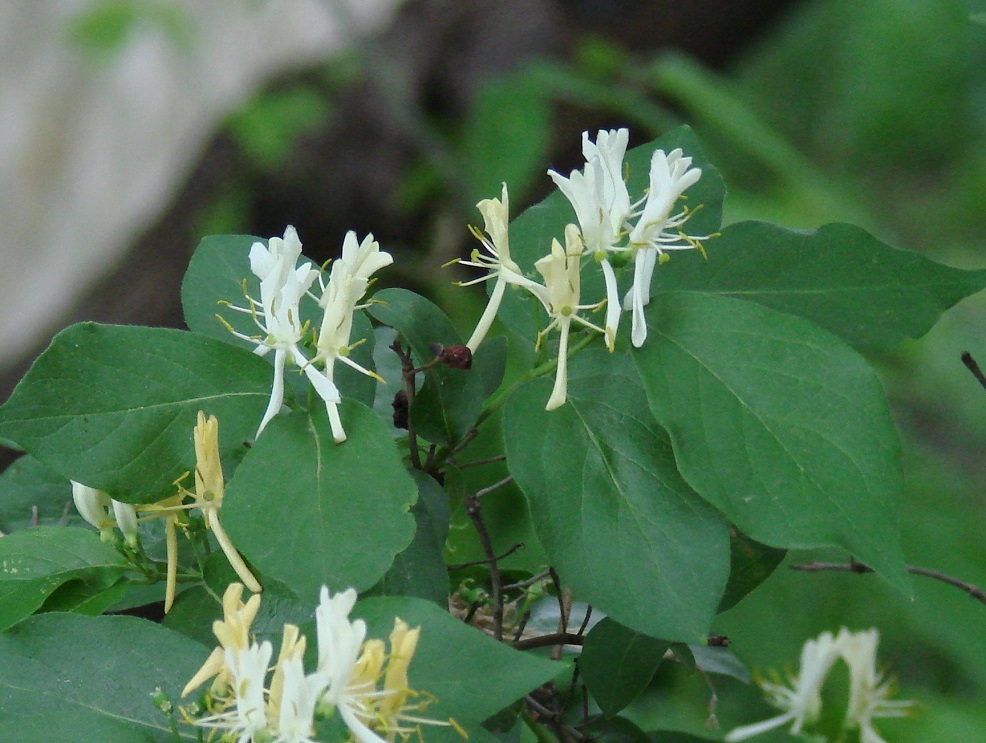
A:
549;567;568;632
391;339;422;470
475;474;513;499
454;454;507;469
451;428;479;455
59;500;72;526
549;567;571;661
465;492;505;640
790;560;986;606
513;610;531;642
463;599;483;625
525;692;585;743
504;570;551;592
513;632;586;651
575;605;593;637
961;351;986;392
448;543;523;571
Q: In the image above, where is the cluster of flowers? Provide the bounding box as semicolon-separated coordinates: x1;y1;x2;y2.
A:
726;627;913;743
458;128;711;410
231;129;708;425
179;582;453;743
221;227;392;443
71;411;259;612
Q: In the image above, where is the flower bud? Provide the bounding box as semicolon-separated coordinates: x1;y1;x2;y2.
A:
435;344;473;370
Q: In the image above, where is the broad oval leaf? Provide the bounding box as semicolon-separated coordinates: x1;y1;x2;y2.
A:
632;292;908;590
504;350;730;642
717;531;786;613
368;470;451;604
581;617;671;717
222;400;417;601
0;613;206;741
654;221;986;349
0;323;272;502
182;233;268;346
0;527;130;632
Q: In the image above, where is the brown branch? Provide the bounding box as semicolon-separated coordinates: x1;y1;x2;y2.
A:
455;454;506;469
548;567;572;661
475;474;513;499
465;491;505;640
447;542;523;570
790;560;986;606
391;339;423;470
513;632;586;651
961;351;986;392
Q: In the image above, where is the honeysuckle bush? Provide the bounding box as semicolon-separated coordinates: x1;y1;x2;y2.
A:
0;125;983;743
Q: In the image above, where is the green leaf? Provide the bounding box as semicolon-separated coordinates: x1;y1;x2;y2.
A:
222;400;417;601
369;288;507;447
504;350;730;642
655;221;986;349
581;618;671;717
0;455;84;533
40;576;130;616
0;324;272;502
369;470;451;603
0;527;130;631
583;716;653;743
0;613;206;741
646;731;716;742
632;293;908;590
182;233;283;347
355;596;561;740
689;644;750;684
718;531;786;613
498;126;726;342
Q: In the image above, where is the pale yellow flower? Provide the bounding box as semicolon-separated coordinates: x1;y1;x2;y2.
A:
182;582;262;698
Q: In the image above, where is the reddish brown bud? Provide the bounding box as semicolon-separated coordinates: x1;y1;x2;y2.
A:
392;389;409;429
437;344;473;370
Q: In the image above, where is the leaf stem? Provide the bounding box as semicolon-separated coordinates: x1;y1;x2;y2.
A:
473;330;601;436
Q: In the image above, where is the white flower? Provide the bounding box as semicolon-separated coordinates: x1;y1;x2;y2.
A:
724;630;842;741
71;481;113;539
223;226;328;437
70;480;142;546
111;499;139;546
548;129;631;254
273;655;329;743
314;586;387;743
196;641;273;743
311;232;390;443
337;229;394;284
532;224;607;411
458;183;546;352
623;148;706;347
549;129;632;350
840;628;913;743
